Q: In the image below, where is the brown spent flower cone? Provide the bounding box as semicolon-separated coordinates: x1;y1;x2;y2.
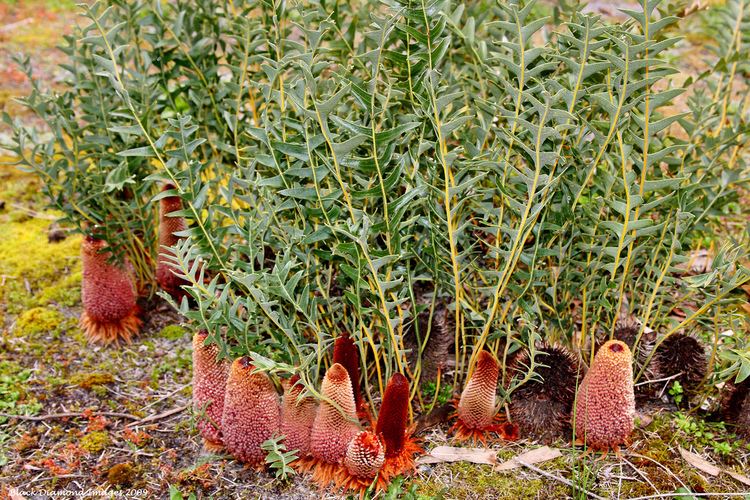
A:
508;344;582;444
332;333;363;411
192;331;229;450
156;184;189;300
720;379;750;438
79;236;141;345
652;333;707;400
221;357;280;466
309;363;360;464
280;375;318;456
575;340;635;453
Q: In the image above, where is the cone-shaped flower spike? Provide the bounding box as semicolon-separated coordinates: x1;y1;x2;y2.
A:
452;350;517;443
345;431;385;479
156;184;189;300
375;372;422;484
221;357;280;466
280;374;317;457
574;340;635;457
191;331;229;450
332;334;364;412
79;236;141;345
304;363;360;486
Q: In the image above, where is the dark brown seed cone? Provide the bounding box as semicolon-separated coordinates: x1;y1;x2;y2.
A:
508;345;582;444
402;284;455;384
652;333;707;401
720;379;750;438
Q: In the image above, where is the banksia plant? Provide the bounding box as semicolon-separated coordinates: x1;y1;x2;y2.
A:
280;375;318;457
221;357;281;467
508;345;582;444
332;334;364;414
156;184;189;300
375;373;422;482
192;331;229;451
79;235;141;345
720;379;750;438
575;340;635;456
452;350;516;444
305;363;360;485
652;333;707;402
335;431;385;493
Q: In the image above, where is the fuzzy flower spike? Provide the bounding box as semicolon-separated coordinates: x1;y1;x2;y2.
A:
156;183;189;300
374;373;422;485
191;331;229;451
332;333;368;421
221;357;281;467
301;363;360;487
452;350;517;444
79;235;141;345
280;374;318;458
335;431;386;493
574;340;635;458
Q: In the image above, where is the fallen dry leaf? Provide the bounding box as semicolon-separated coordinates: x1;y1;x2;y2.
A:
495;446;562;471
417;446;497;465
726;470;750;487
679;447;720;476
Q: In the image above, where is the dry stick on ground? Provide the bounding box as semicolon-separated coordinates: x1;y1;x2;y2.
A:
515;459;608;500
0;403;189;426
140;383;192;410
0;411;139;421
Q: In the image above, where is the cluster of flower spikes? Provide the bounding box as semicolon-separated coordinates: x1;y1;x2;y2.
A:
79;234;141;345
190;333;421;493
574;339;636;457
299;334;422;493
451;350;519;444
79;184;190;346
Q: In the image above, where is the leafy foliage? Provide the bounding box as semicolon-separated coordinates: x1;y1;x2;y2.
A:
5;0;749;407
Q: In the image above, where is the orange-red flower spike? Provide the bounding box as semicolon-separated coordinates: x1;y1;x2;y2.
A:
451;350;517;444
156;184;189;300
574;340;635;454
333;334;364;412
301;363;360;487
192;331;229;451
280;374;317;457
375;373;422;483
79;236;141;345
221;357;280;467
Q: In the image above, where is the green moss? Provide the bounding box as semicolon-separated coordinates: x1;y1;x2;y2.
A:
412;461;570;500
107;462;136;486
70;372;115;390
80;431;111;453
158;324;187;340
0;203;81;322
14;307;66;338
